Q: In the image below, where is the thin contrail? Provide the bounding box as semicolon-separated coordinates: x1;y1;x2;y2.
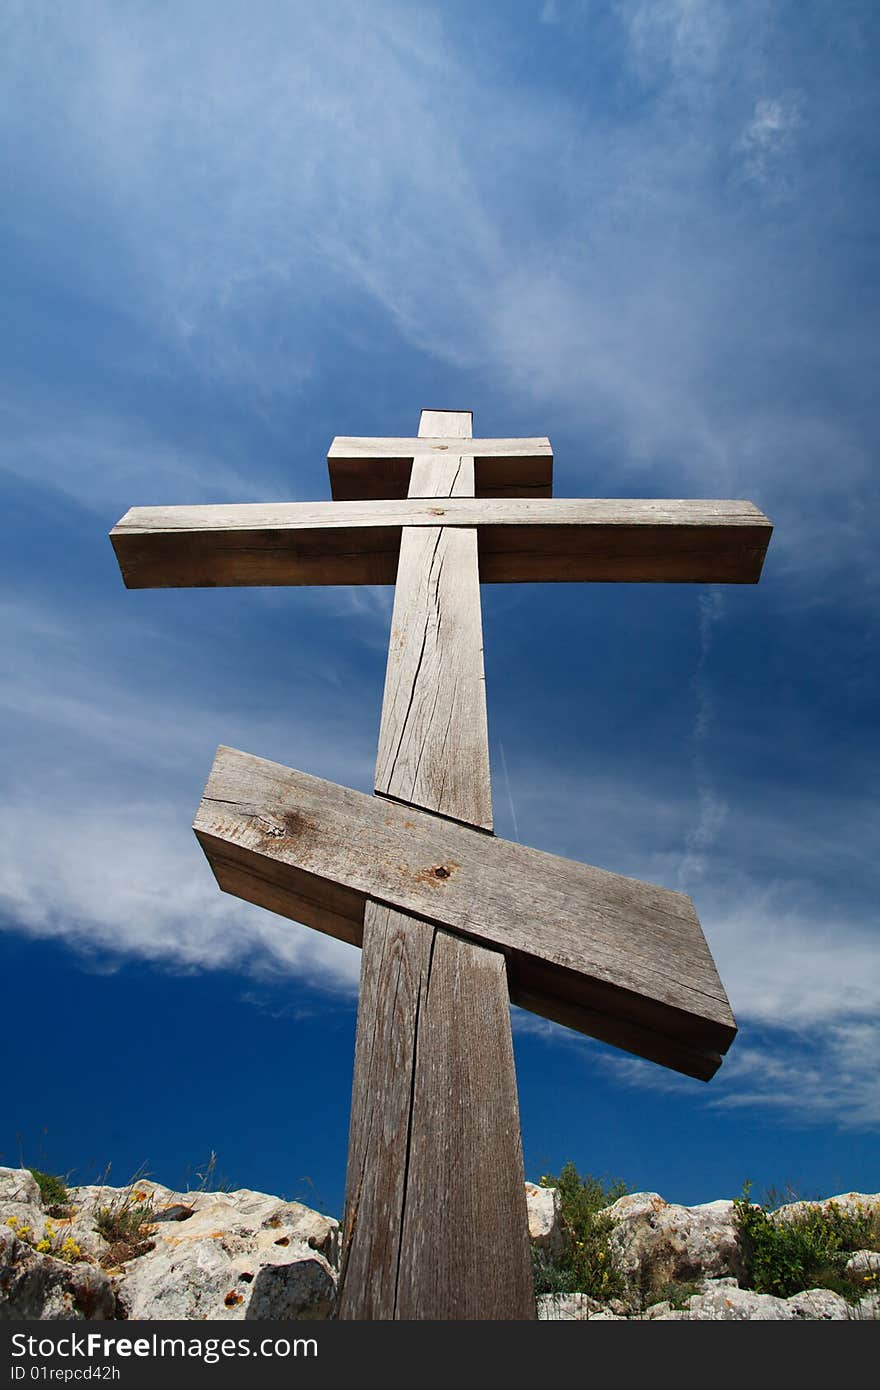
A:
679;589;727;887
498;739;520;843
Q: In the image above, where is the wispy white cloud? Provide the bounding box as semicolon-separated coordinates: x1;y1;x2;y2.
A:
714;1023;880;1131
531;931;880;1129
0;582;380;980
0;389;285;513
0;587;368;993
1;0;877;1137
502;727;880;1130
2;575;877;1128
518;980;880;1130
737;95;802;195
622;0;728;80
1;0;875;595
0;794;360;994
700;883;879;1032
0;1;503;390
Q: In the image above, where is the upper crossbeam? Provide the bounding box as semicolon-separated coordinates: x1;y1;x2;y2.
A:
328;434;553;499
111;496;772;588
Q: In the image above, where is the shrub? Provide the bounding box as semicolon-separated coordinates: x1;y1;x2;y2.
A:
734;1184;880;1302
28;1170;70;1211
532;1162;628;1302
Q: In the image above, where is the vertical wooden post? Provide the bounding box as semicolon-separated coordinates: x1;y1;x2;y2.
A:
337;411;535;1320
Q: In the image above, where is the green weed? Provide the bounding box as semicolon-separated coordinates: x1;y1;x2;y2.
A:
531;1162;628;1302
651;1278;702;1310
734;1183;880;1302
93;1164;157;1264
28;1169;70;1212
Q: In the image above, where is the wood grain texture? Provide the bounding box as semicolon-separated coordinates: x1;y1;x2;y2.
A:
413;409;474;437
374;449;492;829
111;497;772;588
336;903;435;1319
336;908;534;1319
394;926;535;1319
328;429;553;500
338;408;534;1320
330;434;551;456
194;746;736;1079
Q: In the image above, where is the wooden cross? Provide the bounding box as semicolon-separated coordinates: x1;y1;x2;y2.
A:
111;409;772;1320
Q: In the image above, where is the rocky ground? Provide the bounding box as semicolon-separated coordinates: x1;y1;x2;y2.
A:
0;1168;337;1320
532;1186;880;1320
1;1167;878;1320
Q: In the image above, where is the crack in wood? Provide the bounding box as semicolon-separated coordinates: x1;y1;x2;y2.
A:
391;925;434;1318
384;529;444;796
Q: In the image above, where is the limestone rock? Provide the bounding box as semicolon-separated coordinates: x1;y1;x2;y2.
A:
117;1237;239;1319
853;1293;880;1320
0;1169;41;1208
67;1182;340;1270
774;1192;880;1225
0;1169;103;1267
210;1190;339;1264
539;1279;879;1321
91;1183;339;1320
230;1250;335;1320
605;1192;745;1291
525;1183;569;1260
1;1203;44;1233
71;1185;338;1257
117;1235;335;1320
1;1175;339;1320
784;1289;855;1320
847;1249;880;1275
537;1292;605;1320
65;1180;175;1221
4;1166;875;1321
645;1282;857;1320
253;1199;339;1266
0;1228;116;1320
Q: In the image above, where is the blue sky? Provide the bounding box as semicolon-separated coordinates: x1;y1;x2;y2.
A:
1;1;878;1213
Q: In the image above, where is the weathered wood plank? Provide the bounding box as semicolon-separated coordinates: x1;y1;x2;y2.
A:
407;444;474;499
113;496;770;534
394;926;535;1319
415;410;474;438
330;435;552;458
374;450;492;829
336;903;435;1319
194;746;737;1079
328;430;553;500
339;408;533;1320
337;909;534;1319
111;497;773;588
